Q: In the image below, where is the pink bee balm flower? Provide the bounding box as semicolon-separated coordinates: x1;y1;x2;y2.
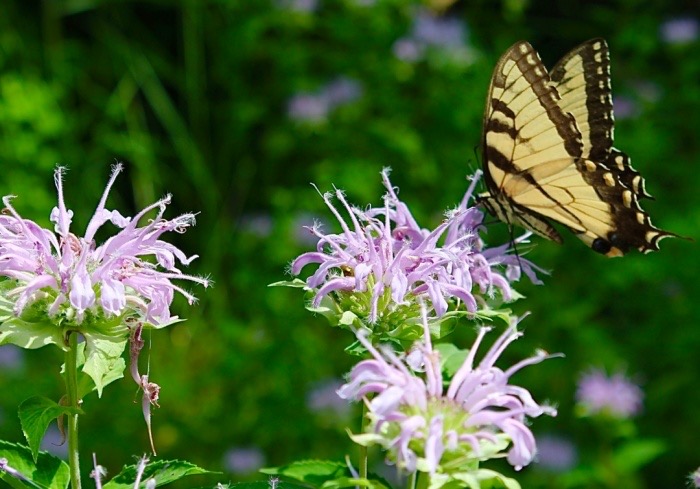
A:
0;165;208;334
0;165;209;397
290;169;543;341
338;313;558;480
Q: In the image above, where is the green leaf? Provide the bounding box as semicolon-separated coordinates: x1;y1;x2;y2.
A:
81;334;128;397
142;316;186;331
611;438;667;473
347;431;385;447
0;440;70;489
70;341;125;399
228;482;308;489
261;460;349;486
337;311;360;327
18;396;82;463
434;343;467;377
451;469;521;489
268;278;308;288
320;476;391;488
102;460;217;489
473;308;514;326
427;315;459;339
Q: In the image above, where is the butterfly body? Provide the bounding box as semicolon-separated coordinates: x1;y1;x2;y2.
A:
478;39;678;257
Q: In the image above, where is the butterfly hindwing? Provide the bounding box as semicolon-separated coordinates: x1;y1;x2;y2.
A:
479;39;678;256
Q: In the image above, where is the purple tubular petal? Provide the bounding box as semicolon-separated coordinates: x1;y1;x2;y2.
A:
440;283;477;312
425;416;445;474
13;274;58;313
100;277;126;315
69;265;96;312
292;251;328;275
312;277;355;307
501;418;537;470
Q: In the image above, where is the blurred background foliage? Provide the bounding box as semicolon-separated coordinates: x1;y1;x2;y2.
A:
0;0;698;487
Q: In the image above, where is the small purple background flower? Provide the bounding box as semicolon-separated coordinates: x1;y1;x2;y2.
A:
392;8;473;63
287;77;363;122
276;0;318;13
576;369;643;418
307;378;352;419
223;447;266;474
535;434;577;472
613;96;638;120
660;17;699;44
0;345;24;371
40;425;69;459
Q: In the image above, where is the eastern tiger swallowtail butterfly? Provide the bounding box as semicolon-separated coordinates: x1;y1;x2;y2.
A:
478;38;679;257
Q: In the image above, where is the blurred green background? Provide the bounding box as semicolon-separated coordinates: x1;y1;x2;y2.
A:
0;0;698;488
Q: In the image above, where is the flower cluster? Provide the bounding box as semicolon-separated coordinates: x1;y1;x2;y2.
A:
338;313;557;483
0;165;208;338
0;165;209;395
290;169;542;341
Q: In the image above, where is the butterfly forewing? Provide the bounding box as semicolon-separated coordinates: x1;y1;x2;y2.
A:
550;38;614;162
483;42;582;185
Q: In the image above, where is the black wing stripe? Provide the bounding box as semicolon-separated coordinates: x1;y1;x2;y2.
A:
551;38;613;161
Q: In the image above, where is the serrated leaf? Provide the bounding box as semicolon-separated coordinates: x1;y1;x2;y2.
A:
102;460;217;489
261;460;348;486
18;396;82;463
0;440;70;489
68;342;125;399
611;439;666;473
81;334;128;397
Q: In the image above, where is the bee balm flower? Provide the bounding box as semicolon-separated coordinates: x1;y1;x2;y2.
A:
338;315;558;483
290;169;543;343
0;165;209;391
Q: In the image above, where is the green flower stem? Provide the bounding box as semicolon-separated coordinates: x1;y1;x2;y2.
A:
359;402;368;480
415;471;429;489
407;471;417;489
65;332;81;489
